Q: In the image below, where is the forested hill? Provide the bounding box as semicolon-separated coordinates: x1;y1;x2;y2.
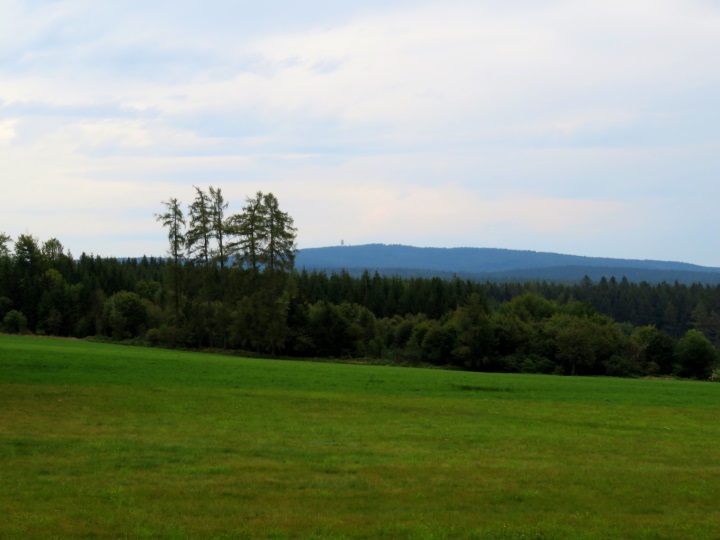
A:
296;244;720;284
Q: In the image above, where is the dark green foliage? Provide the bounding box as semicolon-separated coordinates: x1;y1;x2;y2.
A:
231;287;289;354
208;186;229;270
603;354;639;377
101;291;148;340
2;310;28;333
186;186;213;267
674;329;719;379
227;191;266;272
37;269;82;336
504;291;558;321
227;191;297;274
0;297;11;323
629;325;675;375
449;294;494;369
14;233;41;270
0;232;12;258
305;301;351;357
3;219;720;380
155;199;185;265
155;198;185;320
543;313;626;375
260;192;297;273
419;321;456;365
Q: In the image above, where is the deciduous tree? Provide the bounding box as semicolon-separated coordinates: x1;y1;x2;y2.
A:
674;329;718;379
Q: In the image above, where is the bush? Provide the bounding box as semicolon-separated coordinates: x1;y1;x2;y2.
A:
145;328;161;345
518;354;556;374
603;355;638;377
0;296;11;320
157;324;188;348
674;330;718;379
101;291;148;340
3;310;28;334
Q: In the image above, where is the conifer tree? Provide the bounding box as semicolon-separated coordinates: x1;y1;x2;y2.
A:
186;186;212;268
0;232;12;258
209;186;229;270
228;191;267;273
156;198;185;319
261;192;297;273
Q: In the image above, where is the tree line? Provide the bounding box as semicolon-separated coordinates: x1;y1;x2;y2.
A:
1;191;719;379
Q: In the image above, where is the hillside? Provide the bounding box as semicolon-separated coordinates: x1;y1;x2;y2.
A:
295;244;720;284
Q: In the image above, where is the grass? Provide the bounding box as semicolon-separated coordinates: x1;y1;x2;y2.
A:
2;334;720;539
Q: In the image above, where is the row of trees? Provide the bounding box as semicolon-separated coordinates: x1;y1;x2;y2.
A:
1;207;719;379
155;187;296;324
156;187;297;273
292;270;720;345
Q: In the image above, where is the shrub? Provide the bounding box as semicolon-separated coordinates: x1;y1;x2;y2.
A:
674;330;718;379
0;296;11;320
101;291;148;340
157;324;188;348
518;354;556;374
603;355;638;378
145;328;161;345
3;310;28;334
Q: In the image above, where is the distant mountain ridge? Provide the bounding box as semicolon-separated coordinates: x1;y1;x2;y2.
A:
295;244;720;285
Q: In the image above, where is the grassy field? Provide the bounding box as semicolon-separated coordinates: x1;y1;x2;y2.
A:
2;335;720;539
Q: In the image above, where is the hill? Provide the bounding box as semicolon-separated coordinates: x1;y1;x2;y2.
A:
295;244;720;284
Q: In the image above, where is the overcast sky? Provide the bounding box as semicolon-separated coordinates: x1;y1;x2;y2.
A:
2;0;720;265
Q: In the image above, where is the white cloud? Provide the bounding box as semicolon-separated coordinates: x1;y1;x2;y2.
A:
237;0;720;142
1;0;720;263
0;119;17;142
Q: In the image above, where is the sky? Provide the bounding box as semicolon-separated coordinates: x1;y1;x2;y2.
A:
2;0;720;266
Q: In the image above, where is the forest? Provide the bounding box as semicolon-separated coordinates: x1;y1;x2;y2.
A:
2;186;720;380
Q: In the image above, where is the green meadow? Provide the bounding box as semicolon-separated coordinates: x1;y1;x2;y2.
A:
2;335;720;539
